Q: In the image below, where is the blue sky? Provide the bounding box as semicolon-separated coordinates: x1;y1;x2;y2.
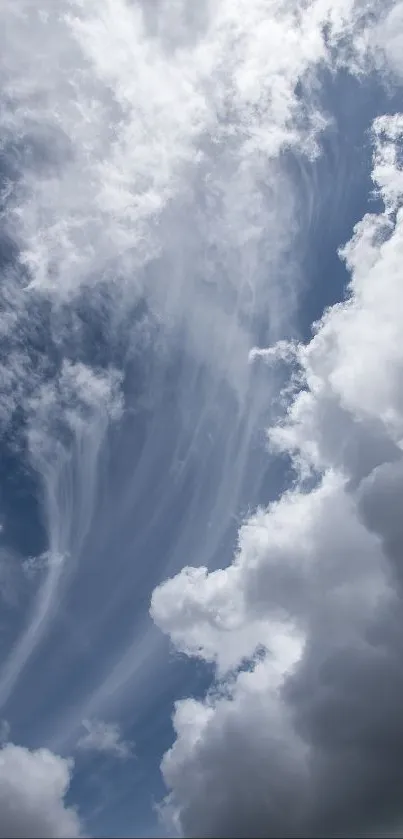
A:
1;2;403;838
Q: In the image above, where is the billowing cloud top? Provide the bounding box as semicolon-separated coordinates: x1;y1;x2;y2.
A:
151;108;403;838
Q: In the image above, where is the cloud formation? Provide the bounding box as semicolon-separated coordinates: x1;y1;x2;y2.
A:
152;112;403;837
0;362;123;709
1;1;403;836
0;0;375;733
0;743;82;838
76;718;133;760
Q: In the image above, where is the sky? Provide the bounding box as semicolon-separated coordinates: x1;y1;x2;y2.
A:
1;1;403;837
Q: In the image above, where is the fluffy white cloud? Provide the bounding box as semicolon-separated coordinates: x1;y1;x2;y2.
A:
76;719;133;760
152;114;403;837
0;743;82;838
0;0;384;390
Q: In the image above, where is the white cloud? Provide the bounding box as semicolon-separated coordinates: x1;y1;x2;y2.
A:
0;743;82;838
27;360;123;483
0;0;391;735
374;2;403;81
0;0;384;391
270;114;403;466
1;1;403;832
152;113;403;837
0;362;123;709
76;719;133;760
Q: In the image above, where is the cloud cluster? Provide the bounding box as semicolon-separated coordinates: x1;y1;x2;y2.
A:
0;742;82;838
151;112;403;837
1;1;403;835
0;0;384;389
0;0;385;739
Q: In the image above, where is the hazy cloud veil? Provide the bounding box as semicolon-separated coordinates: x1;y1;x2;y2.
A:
0;0;403;837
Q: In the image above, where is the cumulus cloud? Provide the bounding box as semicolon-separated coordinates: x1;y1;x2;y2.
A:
151;113;403;837
76;719;133;760
27;360;123;562
0;742;82;838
